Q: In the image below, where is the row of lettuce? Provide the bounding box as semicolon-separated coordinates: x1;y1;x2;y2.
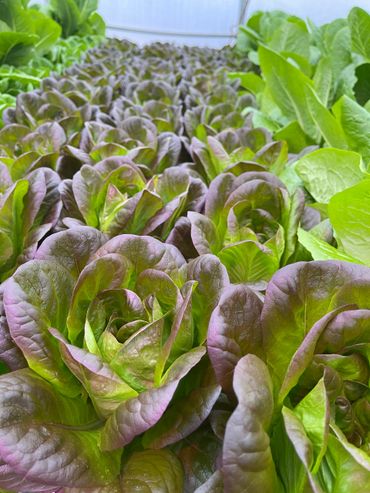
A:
0;0;104;119
0;8;369;493
233;7;370;268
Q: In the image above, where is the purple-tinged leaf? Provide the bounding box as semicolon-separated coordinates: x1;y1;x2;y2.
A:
143;375;221;448
176;425;222;493
187;254;230;344
279;305;355;403
166;216;198;260
35;226;106;277
51;329;138;418
67;254;132;342
4;260;79;396
0;283;26;371
94;234;185;284
0;369;120;490
208;284;263;394
222;354;279;493
101;379;179;450
262;261;370;393
189;211;220;255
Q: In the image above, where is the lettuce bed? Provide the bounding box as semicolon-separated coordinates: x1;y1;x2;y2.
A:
0;11;369;493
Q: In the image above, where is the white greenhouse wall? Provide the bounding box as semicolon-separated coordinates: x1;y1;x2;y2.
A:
100;0;240;47
35;0;370;47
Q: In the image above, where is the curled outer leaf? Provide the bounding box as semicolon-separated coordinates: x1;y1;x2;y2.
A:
35;226;107;277
93;234;185;285
4;260;79;396
208;284;263;394
222;354;280;493
0;369;120;491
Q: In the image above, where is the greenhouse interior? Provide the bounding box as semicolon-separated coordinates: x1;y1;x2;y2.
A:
0;0;369;492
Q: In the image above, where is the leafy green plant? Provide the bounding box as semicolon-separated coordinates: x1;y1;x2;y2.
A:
0;34;102;124
0;0;61;65
49;0;106;37
233;7;370;163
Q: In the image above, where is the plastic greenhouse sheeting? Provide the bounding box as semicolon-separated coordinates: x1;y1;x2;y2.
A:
100;0;370;46
35;0;370;46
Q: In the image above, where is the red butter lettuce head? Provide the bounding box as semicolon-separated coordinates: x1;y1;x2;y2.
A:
0;167;62;282
60;156;206;240
207;260;370;491
2;229;228;489
0;122;67;180
170;170;304;286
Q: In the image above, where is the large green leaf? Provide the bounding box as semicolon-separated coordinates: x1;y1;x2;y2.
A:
333;95;370;162
298;228;362;264
275;413;317;493
295;148;364;203
318;428;370;492
50;0;81;37
258;44;318;140
292;379;329;473
0;0;24;29
329;180;370;264
348;7;370;60
0;32;37;65
269;16;310;61
320;19;351;81
218;240;279;284
50;0;100;37
305;84;348;149
31;10;62;55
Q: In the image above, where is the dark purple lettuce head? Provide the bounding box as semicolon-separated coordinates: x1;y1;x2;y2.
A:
60;156;206;240
205;260;370;492
1;229;229;489
169;170;304;285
